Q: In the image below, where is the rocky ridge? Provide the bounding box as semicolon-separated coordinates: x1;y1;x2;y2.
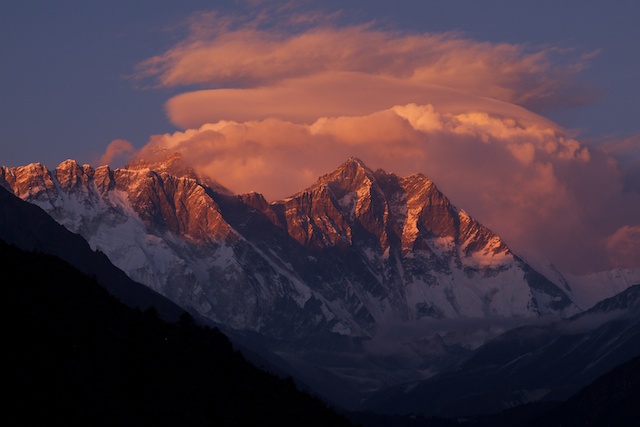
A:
1;155;580;407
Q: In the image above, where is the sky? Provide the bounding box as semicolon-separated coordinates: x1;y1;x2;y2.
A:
1;0;639;275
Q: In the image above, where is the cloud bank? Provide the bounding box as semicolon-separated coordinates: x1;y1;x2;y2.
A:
135;103;640;274
122;8;639;274
134;8;596;130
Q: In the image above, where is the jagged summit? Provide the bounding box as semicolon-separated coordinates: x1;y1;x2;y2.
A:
125;152;232;195
313;157;439;207
126;152;195;176
1;155;581;408
290;157;377;199
337;156;371;174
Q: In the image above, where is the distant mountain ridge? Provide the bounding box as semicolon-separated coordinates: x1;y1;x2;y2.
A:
0;155;598;407
364;283;640;418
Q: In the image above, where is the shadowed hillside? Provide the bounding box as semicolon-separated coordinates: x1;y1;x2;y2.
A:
2;240;354;426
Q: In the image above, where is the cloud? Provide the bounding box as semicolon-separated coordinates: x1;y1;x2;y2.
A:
133;103;640;274
606;226;640;269
135;9;595;123
164;71;569;129
596;133;640;192
97;139;135;166
127;7;638;275
364;315;560;356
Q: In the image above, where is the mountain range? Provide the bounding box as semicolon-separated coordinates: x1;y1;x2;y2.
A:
2;155;638;414
364;283;640;417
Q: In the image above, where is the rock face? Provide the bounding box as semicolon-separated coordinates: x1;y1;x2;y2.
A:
1;156;579;407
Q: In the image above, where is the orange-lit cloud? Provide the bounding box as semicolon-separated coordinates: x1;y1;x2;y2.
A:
136;10;595;123
164;72;567;129
128;8;638;275
97;139;135;166
133;103;640;274
606;226;640;268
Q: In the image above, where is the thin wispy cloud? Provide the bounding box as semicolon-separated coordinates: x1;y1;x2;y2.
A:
97;139;135;167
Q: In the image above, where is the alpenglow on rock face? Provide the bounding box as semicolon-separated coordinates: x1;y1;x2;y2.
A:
1;155;578;406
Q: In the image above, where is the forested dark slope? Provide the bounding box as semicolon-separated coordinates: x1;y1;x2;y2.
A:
2;240;354;426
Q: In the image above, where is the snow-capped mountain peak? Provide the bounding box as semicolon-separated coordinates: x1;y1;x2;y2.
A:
1;155;587;407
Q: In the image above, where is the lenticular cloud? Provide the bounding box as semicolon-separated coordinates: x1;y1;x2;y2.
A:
135;11;593;118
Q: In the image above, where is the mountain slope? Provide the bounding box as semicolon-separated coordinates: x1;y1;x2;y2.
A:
530;354;640;427
1;239;354;426
364;284;640;418
1;155;579;407
0;185;184;321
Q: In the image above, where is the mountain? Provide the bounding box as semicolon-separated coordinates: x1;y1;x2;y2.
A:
1;155;580;408
1;238;354;426
529;354;640;427
0;185;184;322
565;268;640;310
363;283;640;418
